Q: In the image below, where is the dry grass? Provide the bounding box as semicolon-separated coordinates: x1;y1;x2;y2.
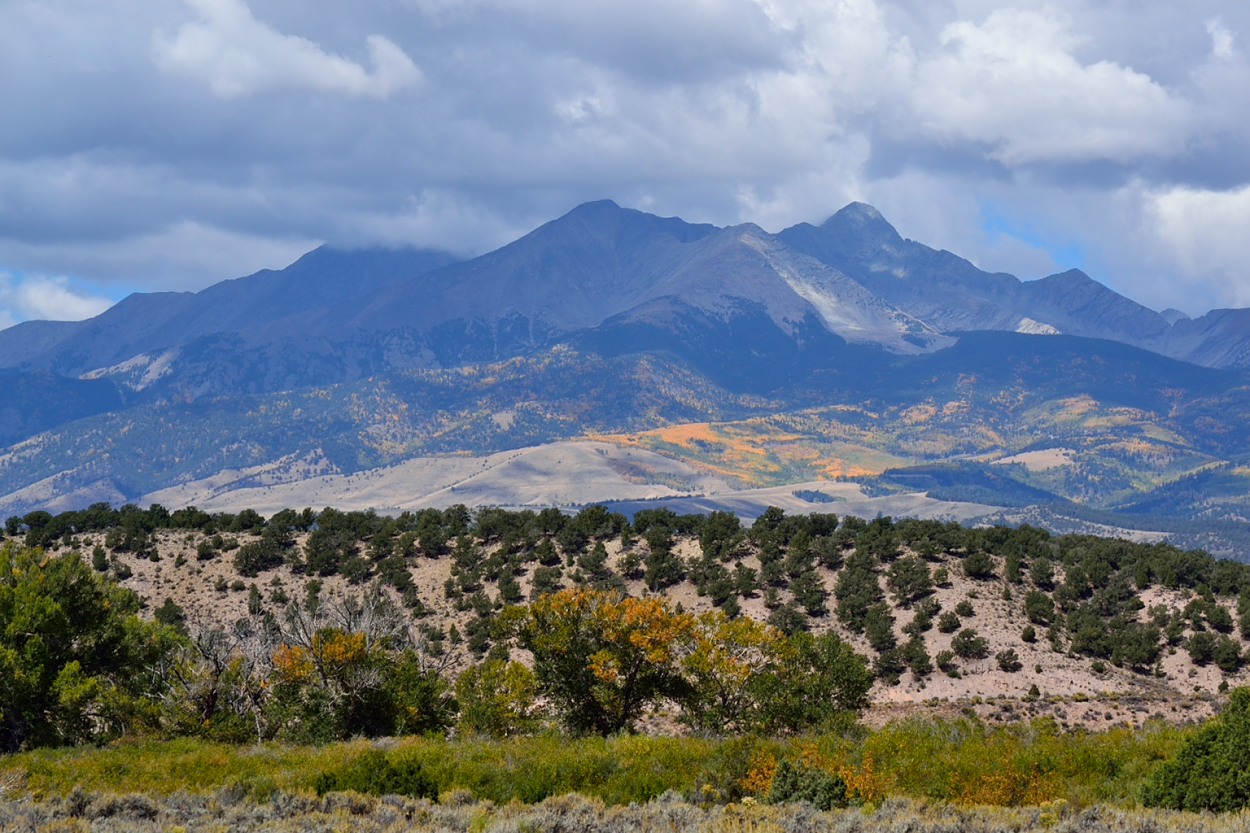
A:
4;790;1250;833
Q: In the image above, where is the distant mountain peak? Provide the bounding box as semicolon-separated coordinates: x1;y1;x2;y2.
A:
564;198;624;217
834;201;886;222
825;201;896;228
815;202;906;254
1044;268;1097;286
536;199;717;245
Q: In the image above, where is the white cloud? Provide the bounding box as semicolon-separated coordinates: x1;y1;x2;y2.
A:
909;8;1190;165
1208;18;1235;60
1188;25;1250;155
414;0;786;80
81;221;320;291
154;0;422;99
0;0;1248;318
732;136;874;231
327;189;530;256
0;273;113;328
1147;184;1250;307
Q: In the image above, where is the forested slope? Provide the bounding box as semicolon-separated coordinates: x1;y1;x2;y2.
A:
6;502;1250;749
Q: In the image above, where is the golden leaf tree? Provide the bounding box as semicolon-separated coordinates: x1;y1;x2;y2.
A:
517;588;694;735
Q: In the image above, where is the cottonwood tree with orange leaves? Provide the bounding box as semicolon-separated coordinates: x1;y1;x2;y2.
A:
515;588;695;735
513;589;873;737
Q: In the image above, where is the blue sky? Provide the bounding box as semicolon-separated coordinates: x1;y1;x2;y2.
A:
2;0;1249;327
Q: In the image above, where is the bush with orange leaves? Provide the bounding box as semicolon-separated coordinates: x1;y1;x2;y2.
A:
271;643;315;683
517;588;695;735
742;743;888;808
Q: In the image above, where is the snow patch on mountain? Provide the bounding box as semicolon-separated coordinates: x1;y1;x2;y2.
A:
81;348;180;391
1016;317;1060;335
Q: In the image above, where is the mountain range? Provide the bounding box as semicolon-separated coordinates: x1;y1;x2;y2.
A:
3;200;1250;555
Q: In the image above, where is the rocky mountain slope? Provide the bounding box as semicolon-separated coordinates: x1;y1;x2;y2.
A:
778;202;1250;368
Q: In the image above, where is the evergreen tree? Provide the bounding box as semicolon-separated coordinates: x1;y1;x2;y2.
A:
1144;688;1250;811
833;550;882;633
886;555;933;607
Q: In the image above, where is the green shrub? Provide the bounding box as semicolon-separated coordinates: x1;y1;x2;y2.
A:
952;628;989;660
1187;631;1219;665
232;541;282;577
456;659;541;737
1207;603;1235;634
833;551;883;634
314;749;438;799
903;636;933;678
886;555;933;607
767;758;848;810
903;606;934;637
864;603;897;652
153;597;187;633
406;734;708;805
1024;590;1055;625
874;647;906;684
0;545;181;751
962;551;996;580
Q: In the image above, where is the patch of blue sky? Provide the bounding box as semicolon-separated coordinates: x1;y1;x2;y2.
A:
980;205;1087;273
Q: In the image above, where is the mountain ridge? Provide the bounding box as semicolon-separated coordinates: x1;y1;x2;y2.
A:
2;199;1250;550
3;199;1247;376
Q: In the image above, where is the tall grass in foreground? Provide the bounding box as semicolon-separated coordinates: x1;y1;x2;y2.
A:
0;717;1194;810
856;717;1186;807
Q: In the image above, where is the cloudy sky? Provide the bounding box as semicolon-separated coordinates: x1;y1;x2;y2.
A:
2;0;1248;328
